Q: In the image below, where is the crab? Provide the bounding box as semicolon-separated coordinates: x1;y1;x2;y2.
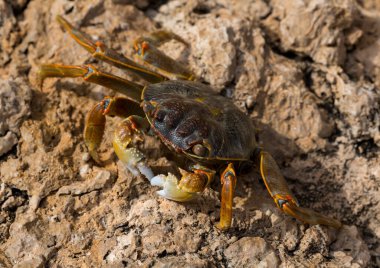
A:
38;16;341;230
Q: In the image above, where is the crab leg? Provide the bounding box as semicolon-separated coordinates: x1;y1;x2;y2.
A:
84;99;106;163
133;31;194;80
38;64;144;103
217;163;237;230
259;151;342;228
83;96;144;163
55;15;165;83
135;31;189;47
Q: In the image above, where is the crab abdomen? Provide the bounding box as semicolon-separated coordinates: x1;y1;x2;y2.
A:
142;80;256;161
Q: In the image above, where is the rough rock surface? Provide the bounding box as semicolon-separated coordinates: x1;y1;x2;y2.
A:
0;0;379;267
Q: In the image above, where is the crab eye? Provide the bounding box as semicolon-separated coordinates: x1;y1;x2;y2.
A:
192;144;208;157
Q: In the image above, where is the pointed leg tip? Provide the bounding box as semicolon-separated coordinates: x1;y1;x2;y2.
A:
327;219;343;229
89;150;103;165
56;15;70;27
216;222;230;231
36;75;44;91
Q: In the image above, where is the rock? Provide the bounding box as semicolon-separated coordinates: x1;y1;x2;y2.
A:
0;183;12;203
173;228;202;253
330;69;380;146
0;78;31;155
331;226;371;267
224;237;279;267
0;131;18;156
263;0;355;65
57;169;115;196
1;195;24;211
0;0;377;267
79;164;91;178
4;227;52;267
0;0;18;66
152;254;211;268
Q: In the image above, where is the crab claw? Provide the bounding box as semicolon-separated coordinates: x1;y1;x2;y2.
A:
150;173;196;202
111;115;155;180
113;137;154;180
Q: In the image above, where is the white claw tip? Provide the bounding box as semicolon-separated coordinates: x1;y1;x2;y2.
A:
151;173;195;202
150;175;165;186
137;162;154;181
125;163;140;177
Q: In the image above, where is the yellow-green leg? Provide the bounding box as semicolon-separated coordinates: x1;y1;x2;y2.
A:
55;15;165;83
38;64;145;103
258;150;342;228
217;163;237;230
133;31;194;80
47;16;194;83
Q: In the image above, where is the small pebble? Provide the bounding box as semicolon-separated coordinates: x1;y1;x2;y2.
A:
0;214;6;224
49;215;60;222
0;183;11;202
2;196;21;210
82;152;91;162
245;95;255;109
270;213;281;225
265;209;272;217
0;131;18;157
79;164;90;177
253;210;263;221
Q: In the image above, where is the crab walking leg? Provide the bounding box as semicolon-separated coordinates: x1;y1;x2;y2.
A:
150;165;215;202
217;163;237;230
259;151;342;228
84;96;145;163
84;100;106;163
135;31;189;47
55;15;165;83
38;64;145;103
133;32;194;80
113;115;154;180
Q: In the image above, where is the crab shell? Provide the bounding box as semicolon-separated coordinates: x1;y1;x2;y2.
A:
142;80;257;163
